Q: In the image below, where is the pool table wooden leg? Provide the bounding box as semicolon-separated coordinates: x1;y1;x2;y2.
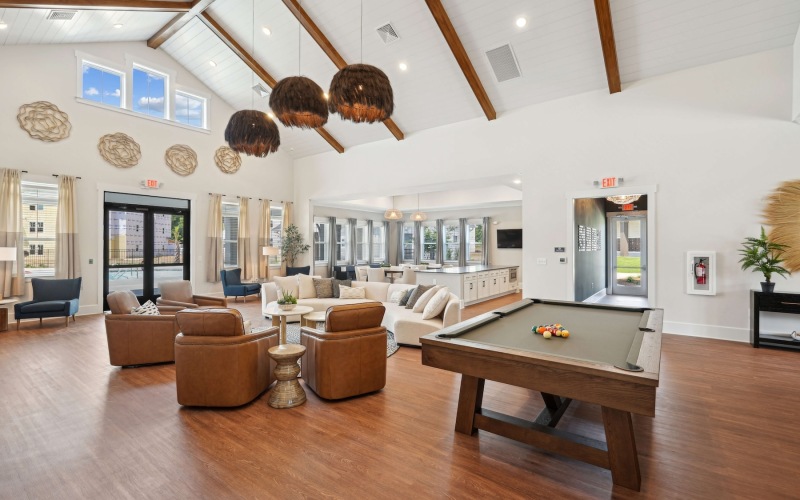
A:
601;406;641;491
455;375;485;435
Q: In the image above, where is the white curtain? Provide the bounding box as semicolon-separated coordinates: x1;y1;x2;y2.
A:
55;176;81;279
237;197;253;280
281;201;292;274
257;199;271;279
0;169;24;298
206;194;223;283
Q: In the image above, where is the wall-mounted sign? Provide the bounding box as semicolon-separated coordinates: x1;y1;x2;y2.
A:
622;203;634;211
601;177;617;188
141;179;161;189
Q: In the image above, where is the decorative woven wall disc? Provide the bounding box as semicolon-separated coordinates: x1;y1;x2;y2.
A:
214;146;242;174
764;179;800;272
98;133;141;168
165;144;198;176
17;101;71;142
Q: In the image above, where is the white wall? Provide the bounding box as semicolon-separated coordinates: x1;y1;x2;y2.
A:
295;47;800;343
1;42;294;314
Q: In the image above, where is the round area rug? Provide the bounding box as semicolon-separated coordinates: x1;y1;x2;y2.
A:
284;322;399;357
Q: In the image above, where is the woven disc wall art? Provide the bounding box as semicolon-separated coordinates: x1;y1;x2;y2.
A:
214;146;242;174
98;133;141;168
764;179;800;272
165;144;197;176
17;101;71;142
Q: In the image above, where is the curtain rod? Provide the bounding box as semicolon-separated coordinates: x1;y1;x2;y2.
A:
52;174;82;179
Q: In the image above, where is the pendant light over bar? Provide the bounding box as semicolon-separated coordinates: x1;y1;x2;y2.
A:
410;193;427;221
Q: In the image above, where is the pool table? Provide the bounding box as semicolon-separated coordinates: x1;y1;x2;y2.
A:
420;298;663;491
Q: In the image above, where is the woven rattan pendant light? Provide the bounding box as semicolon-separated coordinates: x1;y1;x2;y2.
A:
224;0;280;156
328;1;394;123
269;23;328;128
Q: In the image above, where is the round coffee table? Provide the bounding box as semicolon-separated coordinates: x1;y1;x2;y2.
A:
267;344;307;409
264;302;314;344
301;310;326;329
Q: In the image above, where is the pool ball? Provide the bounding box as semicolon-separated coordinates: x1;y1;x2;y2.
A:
543;331;552;339
561;330;570;338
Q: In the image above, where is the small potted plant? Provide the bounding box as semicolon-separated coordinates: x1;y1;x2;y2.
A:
277;290;298;310
738;226;791;293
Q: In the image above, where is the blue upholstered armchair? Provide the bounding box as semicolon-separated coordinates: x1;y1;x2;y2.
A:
220;269;260;302
14;277;81;329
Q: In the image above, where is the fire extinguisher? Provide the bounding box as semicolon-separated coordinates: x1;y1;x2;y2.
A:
694;259;707;285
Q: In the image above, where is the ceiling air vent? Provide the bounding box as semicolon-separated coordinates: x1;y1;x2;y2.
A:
485;43;521;83
47;10;77;21
252;83;270;98
375;22;400;45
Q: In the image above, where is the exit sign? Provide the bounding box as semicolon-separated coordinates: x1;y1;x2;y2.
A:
622;203;634;211
142;179;160;189
601;177;617;188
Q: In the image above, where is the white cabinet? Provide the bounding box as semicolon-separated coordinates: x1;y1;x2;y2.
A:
477;272;490;299
488;271;501;296
498;269;510;294
464;276;477;303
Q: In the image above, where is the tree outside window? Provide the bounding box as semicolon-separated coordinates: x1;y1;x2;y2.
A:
421;222;437;262
443;221;460;263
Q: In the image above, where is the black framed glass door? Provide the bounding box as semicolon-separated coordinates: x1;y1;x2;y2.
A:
103;192;190;309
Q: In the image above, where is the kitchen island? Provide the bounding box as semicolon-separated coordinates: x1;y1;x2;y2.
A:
417;265;519;307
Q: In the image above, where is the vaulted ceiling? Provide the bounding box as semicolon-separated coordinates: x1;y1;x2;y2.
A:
2;0;799;159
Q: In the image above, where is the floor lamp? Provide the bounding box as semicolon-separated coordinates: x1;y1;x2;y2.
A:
262;246;279;281
0;247;17;301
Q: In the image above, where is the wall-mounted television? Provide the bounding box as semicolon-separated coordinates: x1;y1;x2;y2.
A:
497;229;522;249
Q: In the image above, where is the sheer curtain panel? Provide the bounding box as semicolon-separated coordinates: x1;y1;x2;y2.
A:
257;199;271;279
55;175;81;279
281;201;292;275
206;194;223;282
0;169;23;298
238;197;253;280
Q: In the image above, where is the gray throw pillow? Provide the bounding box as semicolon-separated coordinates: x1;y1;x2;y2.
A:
332;279;351;299
313;278;334;298
397;288;414;307
405;284;434;309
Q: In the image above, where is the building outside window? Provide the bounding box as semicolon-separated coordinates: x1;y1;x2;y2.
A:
313;218;330;264
466;219;485;264
335;219;350;265
21;181;58;277
221;202;238;267
421;221;437;262
81;61;123;108
355;220;369;264
132;65;167;119
402;222;415;262
371;223;385;264
443;220;460;263
269;206;283;266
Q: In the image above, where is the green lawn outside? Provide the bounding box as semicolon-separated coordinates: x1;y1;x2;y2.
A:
616;256;641;269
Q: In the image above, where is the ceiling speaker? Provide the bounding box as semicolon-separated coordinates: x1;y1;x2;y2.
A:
485;44;521;83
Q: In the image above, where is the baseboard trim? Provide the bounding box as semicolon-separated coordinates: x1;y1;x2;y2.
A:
664;321;748;343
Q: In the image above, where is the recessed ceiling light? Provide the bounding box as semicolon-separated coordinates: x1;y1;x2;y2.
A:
208;60;217;67
113;23;123;29
398;62;408;71
513;179;522;184
515;17;527;28
262;26;271;36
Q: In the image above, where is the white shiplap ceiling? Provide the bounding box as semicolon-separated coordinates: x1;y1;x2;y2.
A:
2;0;800;159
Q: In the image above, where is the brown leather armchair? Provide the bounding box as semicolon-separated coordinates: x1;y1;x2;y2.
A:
105;290;182;367
300;302;387;400
156;281;227;309
174;308;279;407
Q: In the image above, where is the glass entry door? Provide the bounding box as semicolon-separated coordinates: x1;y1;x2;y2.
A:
104;192;190;309
609;215;647;296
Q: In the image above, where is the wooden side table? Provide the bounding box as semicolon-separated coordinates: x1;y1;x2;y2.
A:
0;298;18;332
268;344;307;409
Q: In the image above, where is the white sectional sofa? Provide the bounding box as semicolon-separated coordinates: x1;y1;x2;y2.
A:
260;277;461;346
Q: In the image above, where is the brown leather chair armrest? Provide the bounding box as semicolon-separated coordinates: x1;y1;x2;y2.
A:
106;313;179;323
175;327;278;346
300;326;386;341
156;305;185;315
157;298;198;308
193;295;228;307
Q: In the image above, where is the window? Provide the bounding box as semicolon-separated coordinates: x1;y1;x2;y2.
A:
81;61;123;108
335;219;350;265
313;218;330;264
466;219;485;264
401;222;415;263
443;221;460;263
132;65;167;119
371;223;386;264
269;206;283;266
21;181;58;277
355;220;369;264
221;202;238;267
420;222;438;263
175;90;206;129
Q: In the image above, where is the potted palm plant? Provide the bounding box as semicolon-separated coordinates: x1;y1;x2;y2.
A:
739;226;791;293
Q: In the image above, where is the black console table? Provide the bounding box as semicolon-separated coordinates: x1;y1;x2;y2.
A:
750;290;800;350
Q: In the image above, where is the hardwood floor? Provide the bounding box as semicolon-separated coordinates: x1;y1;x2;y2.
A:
1;294;799;499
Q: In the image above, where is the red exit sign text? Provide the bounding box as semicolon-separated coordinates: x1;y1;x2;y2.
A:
601;177;617;188
145;179;159;188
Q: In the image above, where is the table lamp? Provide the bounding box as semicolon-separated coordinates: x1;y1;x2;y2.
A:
262;246;280;281
0;247;16;300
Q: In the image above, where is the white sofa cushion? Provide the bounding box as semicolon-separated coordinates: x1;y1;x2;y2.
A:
339;285;366;299
297;274;316;299
273;275;298;298
422;287;450;319
388;289;406;303
413;285;443;313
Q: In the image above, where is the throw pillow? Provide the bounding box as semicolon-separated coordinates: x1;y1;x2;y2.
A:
131;300;160;315
313;278;334;298
422;287;450;320
273;275;299;298
398;288;414;307
413;285;443;313
405;284;434;309
332;279;351;299
339;285;366;299
297;274;317;299
389;289;406;303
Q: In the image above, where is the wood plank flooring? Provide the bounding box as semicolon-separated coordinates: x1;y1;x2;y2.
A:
1;293;799;499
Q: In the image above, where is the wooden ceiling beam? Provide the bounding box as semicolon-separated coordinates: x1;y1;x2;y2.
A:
199;11;344;154
0;1;192;11
424;0;496;121
147;0;216;49
281;0;404;141
593;0;621;94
